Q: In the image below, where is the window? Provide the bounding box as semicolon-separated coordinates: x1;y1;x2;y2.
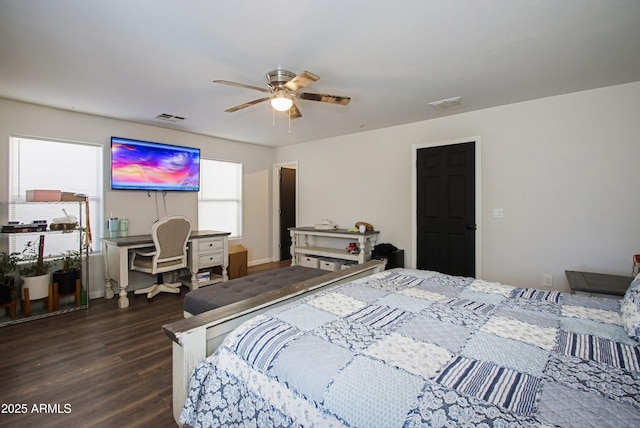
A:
198;159;242;237
9;136;103;255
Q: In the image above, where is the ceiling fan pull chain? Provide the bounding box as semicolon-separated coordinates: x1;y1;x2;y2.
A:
272;107;275;126
288;111;292;133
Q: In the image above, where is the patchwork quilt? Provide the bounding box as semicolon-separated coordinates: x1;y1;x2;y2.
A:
181;269;640;427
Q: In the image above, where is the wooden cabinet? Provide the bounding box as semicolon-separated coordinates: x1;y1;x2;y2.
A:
289;227;379;266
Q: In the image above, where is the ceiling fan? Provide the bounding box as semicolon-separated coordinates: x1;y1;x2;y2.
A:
213;69;350;119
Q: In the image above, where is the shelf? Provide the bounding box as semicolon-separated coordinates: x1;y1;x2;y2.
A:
0;199;89;326
0;228;82;237
0;200;86;206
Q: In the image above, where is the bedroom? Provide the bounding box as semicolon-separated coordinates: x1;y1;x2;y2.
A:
1;1;640;427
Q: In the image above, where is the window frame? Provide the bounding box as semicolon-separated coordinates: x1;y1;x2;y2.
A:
8;135;104;255
197;158;243;238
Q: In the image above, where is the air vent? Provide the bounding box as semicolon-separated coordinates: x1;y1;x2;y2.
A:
428;96;463;111
155;113;186;122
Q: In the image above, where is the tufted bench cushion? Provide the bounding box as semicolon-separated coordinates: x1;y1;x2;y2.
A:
183;266;327;316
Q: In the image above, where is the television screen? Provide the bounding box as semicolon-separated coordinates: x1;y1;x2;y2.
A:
111;137;200;191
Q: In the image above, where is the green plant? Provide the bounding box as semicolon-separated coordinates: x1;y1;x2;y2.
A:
18;237;53;277
0;251;20;304
0;250;21;279
60;249;82;272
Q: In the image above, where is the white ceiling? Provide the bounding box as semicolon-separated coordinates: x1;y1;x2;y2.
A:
1;0;639;147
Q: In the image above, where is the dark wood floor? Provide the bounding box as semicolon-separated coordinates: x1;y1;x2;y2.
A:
0;261;289;428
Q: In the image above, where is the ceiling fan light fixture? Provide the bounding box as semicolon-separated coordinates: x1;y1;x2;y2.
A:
271;88;293;111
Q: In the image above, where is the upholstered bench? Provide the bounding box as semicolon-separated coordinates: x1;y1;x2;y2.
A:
183;265;327;316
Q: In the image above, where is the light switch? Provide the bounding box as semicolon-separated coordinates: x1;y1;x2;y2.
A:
492;208;504;219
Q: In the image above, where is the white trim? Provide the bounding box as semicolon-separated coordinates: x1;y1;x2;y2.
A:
411;136;482;277
272;161;299;262
248;257;273;267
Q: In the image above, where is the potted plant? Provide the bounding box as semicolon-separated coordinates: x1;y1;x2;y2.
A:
52;249;82;294
19;236;53;306
0;250;20;304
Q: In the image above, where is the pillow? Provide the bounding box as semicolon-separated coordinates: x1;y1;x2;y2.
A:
620;273;640;341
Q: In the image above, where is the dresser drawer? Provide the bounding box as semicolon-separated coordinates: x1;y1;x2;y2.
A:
198;238;223;253
199;252;224;268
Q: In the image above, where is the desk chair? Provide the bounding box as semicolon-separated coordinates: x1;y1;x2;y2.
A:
130;216;191;301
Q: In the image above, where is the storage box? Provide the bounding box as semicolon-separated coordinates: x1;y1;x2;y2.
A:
320;258;344;272
228;244;248;279
26;189;61;202
61;192;88;202
212;244;248;279
341;262;357;270
300;255;319;268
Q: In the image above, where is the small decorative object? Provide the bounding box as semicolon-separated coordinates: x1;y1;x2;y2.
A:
346;242;360;254
355;221;374;232
108;217;119;238
118;218;129;237
359;224;366;233
50;209;78;231
314;218;337;230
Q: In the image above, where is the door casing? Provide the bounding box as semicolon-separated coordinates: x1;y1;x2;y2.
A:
272;161;299;262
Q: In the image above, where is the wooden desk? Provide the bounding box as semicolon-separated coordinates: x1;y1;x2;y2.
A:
565;270;632;297
102;230;230;309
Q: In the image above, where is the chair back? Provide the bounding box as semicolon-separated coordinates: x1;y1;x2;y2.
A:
151;216;191;270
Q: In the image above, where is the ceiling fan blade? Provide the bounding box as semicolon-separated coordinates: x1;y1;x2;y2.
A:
224;97;270;113
213;80;271;94
284;70;320;92
289;102;302;119
297;92;350;105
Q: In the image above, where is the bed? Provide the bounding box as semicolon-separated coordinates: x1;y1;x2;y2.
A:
164;260;386;422
177;267;640;427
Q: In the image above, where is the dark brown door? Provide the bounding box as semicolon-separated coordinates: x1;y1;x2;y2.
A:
416;142;475;276
279;167;296;260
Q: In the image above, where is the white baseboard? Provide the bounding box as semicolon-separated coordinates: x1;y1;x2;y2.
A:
248;258;272;267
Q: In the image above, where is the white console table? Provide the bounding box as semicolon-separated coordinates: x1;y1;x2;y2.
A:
289;227;379;266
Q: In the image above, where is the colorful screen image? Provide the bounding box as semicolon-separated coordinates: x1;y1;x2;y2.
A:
111;137;200;191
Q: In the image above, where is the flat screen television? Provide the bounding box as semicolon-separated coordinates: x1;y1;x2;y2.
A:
111;137;200;191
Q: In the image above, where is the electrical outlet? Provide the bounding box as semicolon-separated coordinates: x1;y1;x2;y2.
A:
542;274;553;288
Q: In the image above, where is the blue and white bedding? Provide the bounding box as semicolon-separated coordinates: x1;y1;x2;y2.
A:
181;269;640;427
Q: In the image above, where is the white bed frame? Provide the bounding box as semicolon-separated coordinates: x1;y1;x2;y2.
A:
162;260;385;423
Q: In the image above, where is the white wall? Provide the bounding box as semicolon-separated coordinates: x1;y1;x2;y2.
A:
0;98;274;297
275;82;640;291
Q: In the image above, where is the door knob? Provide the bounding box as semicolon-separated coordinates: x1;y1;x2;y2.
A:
466;224;476;231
